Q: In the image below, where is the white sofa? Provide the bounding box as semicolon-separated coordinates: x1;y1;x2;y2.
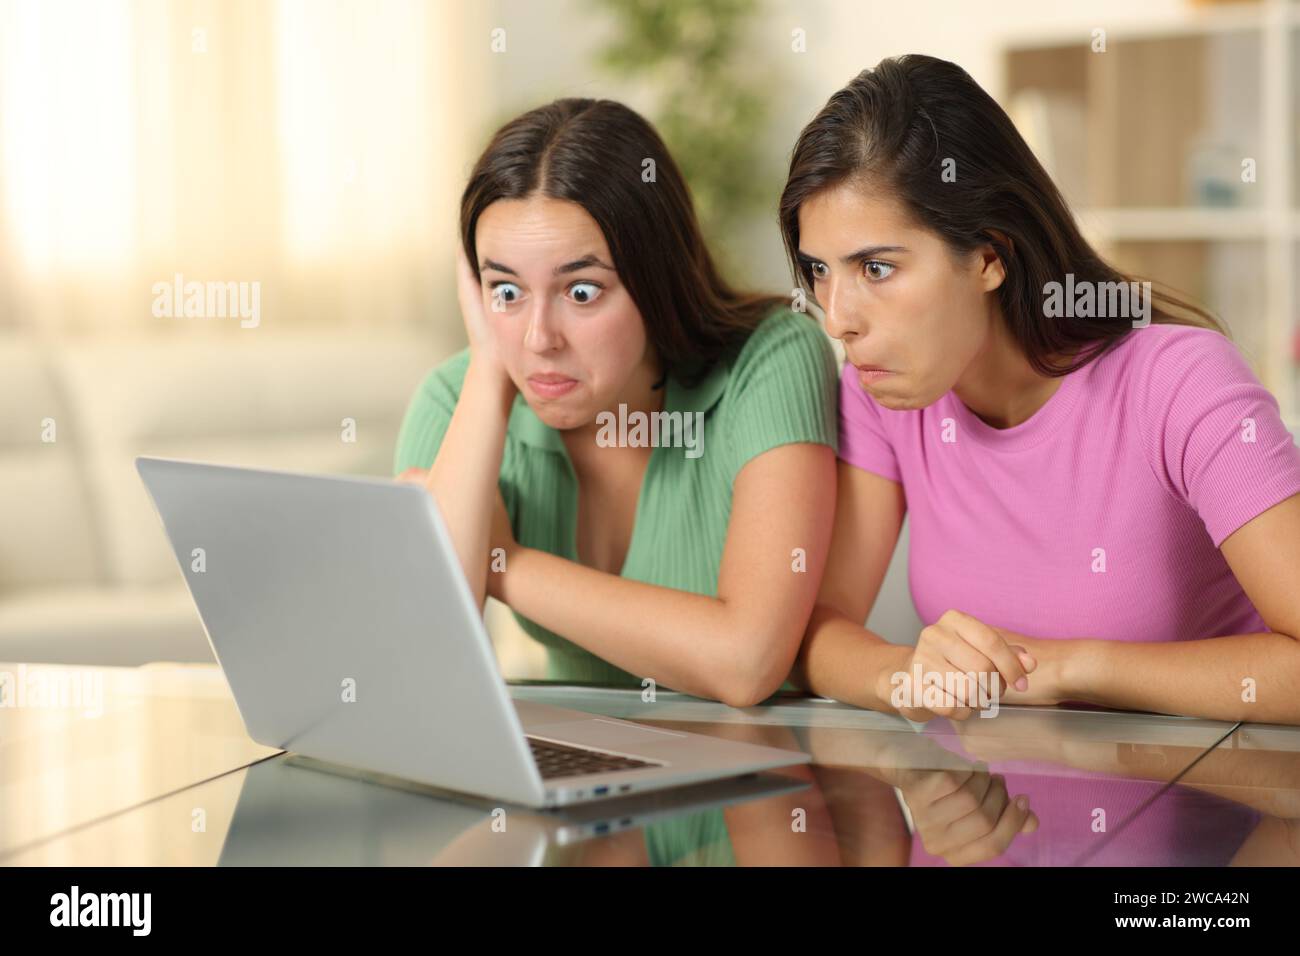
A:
0;330;453;666
0;329;919;674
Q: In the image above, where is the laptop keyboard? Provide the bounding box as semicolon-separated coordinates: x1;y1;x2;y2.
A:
526;736;660;779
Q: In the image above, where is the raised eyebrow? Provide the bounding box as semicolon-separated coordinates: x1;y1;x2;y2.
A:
480;258;517;276
479;256;615;277
555;254;615;276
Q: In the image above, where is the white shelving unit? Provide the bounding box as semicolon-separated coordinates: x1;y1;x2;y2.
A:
1002;0;1299;430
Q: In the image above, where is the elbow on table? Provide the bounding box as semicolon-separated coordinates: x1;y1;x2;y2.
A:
712;633;799;710
715;681;771;710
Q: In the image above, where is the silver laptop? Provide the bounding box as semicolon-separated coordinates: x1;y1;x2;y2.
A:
136;456;809;808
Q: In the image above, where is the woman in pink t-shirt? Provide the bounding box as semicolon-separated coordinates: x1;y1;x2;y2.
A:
782;56;1300;738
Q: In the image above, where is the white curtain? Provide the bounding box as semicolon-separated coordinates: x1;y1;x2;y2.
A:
0;0;484;338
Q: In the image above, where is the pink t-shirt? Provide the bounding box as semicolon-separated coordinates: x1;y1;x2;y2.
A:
839;323;1300;642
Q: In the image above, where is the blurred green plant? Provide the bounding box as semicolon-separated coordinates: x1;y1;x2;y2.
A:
589;0;778;274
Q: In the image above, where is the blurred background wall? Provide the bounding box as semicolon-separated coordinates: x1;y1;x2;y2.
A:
2;0;1296;679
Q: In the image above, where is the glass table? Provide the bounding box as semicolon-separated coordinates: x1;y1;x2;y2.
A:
1;664;1296;866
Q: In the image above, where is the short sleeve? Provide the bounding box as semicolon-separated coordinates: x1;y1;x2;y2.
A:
720;311;839;481
392;348;471;477
837;361;901;483
1135;327;1300;547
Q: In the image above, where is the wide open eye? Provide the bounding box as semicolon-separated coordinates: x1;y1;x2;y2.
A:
489;281;523;309
566;281;603;305
864;260;895;281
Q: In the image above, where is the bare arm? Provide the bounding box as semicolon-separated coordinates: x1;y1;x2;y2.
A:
790;462;910;709
398;246;516;611
1009;493;1300;725
492;443;836;708
420;362;514;610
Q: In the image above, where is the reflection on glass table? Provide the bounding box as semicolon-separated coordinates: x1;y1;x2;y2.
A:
8;678;1295;867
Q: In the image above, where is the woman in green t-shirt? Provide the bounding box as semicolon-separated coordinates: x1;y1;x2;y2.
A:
394;97;839;707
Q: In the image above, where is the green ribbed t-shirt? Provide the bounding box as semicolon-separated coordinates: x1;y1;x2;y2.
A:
393;308;839;692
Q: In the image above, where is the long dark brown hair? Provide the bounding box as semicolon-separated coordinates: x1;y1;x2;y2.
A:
779;54;1224;377
460;98;787;385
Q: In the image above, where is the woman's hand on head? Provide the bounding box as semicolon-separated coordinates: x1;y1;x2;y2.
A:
456;243;508;370
883;609;1039;721
456;243;518;412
